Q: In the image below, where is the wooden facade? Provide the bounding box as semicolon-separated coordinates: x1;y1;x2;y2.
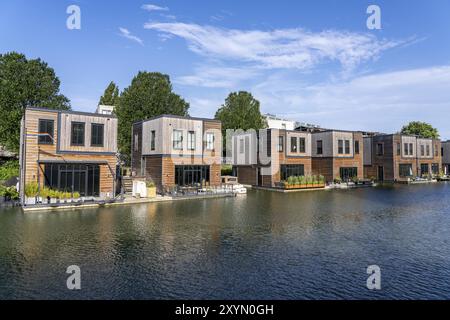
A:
311;131;364;182
19;108;118;202
131;115;222;191
233;128;313;187
363;134;442;182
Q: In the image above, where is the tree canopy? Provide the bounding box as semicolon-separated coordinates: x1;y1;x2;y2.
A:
99;81;120;106
400;121;439;139
0;52;70;152
215;91;266;154
115;72;189;162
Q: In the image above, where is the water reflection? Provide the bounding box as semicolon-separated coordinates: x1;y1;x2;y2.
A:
1;184;450;299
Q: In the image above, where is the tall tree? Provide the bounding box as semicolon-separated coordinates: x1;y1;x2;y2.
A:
115;72;189;162
401;121;439;139
0;52;70;152
99;81;120;106
215;91;266;152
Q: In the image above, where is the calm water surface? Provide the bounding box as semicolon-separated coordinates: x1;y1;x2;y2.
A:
1;183;450;299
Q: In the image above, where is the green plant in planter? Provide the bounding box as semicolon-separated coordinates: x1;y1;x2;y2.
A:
287;176;295;186
298;176;305;186
146;180;155;188
312;175;318;184
25;182;39;198
306;176;313;185
73;192;81;199
319;175;325;184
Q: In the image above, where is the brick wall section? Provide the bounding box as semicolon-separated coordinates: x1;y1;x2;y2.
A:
237;166;257;185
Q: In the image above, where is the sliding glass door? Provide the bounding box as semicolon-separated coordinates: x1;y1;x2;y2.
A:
175;165;210;186
43;163;100;196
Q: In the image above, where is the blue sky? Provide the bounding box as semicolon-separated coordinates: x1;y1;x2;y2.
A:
1;0;450;139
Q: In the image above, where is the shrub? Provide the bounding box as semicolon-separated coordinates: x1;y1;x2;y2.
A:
25;182;39;197
287;176;295;186
0;160;19;181
221;164;233;176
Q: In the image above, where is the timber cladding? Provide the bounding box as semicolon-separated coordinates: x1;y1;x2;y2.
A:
21;108;117;198
237;166;257;186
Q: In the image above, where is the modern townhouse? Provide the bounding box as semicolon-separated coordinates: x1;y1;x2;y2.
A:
18;107;118;203
311;130;364;183
441;140;450;175
232;128;313;187
131;115;222;191
363;134;442;182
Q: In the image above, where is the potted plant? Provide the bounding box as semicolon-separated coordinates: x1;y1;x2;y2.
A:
287;176;294;189
73;192;81;202
24;182;39;205
319;175;325;187
146;180;157;198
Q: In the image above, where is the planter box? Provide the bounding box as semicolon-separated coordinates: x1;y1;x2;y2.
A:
146;187;156;198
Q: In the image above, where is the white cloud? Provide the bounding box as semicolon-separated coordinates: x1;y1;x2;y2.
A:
119;27;144;46
144;22;406;71
175;66;260;88
141;4;169;12
251;66;450;139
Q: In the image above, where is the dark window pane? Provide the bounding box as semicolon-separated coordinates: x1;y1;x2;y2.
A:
91;123;104;147
38;119;54;144
71;122;85;146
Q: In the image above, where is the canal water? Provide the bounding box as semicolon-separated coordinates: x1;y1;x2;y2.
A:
1;183;450;299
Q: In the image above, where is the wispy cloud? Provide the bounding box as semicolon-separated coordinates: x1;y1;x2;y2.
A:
141;4;169;12
144;22;407;71
119;27;144;46
251;65;450;138
175;66;259;88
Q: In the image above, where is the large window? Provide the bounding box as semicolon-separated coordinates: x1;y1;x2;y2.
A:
91;123;104;147
420;163;429;176
71;122;85;146
420;145;425;156
280;164;305;180
317;140;323;155
38;119;54;144
239;139;244;154
43;163;100;197
290;136;297;153
338;140;344;154
151;130;156;151
432;163;439;175
399;164;413;177
340;167;358;181
426;145;430;156
377;143;384;156
173;130;183;150
404;143;408;156
345;140;350;154
409;143;414;155
187;131;195;150
206;133;215;151
277;136;284;152
299;137;306;153
175;165;210;186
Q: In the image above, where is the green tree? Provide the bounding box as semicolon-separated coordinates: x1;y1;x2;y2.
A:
401;121;439;139
99;81;120;106
0;52;70;152
115;72;189;162
215;91;266;152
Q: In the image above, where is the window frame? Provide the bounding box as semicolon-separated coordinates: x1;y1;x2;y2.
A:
355;140;360;154
150;130;156;151
317;140;323;155
173;129;183;150
290;136;298;153
345;140;350;154
38;119;54;145
206;133;215;151
71;121;85;146
90;123;104;147
277;136;284;152
299;137;306;153
338;139;344;154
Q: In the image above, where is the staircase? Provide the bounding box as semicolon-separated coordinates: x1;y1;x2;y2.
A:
122;177;133;194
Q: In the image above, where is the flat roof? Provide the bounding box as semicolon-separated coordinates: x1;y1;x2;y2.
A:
26;107;117;119
134;114;221;125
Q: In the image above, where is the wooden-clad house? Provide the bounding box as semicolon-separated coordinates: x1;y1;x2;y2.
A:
442;141;450;175
363;134;442;182
310;130;364;183
18;107;118;203
232;128;313;187
131;115;222;191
